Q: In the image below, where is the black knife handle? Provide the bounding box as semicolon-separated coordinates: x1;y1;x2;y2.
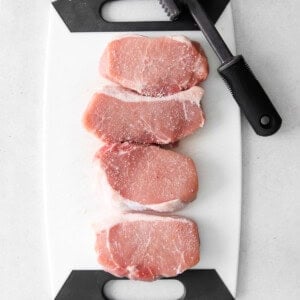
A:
218;55;282;136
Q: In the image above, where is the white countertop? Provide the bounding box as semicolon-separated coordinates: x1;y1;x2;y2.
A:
0;0;300;299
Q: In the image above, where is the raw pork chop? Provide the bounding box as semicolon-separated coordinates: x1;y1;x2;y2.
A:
96;143;198;212
83;85;205;144
95;213;200;280
100;35;208;96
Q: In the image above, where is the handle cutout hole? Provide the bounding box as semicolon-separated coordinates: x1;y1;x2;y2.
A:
103;279;185;300
260;115;272;129
101;0;170;22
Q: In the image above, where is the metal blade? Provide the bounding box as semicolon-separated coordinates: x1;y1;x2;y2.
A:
158;0;181;21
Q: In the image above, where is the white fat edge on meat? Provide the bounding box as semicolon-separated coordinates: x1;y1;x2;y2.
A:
170;35;192;45
93;211;194;233
107;34;192;45
106;220;123;271
123;198;185;213
95;85;204;106
193;54;207;77
92;155;130;211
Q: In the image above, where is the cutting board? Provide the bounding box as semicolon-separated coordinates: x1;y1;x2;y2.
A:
44;1;241;298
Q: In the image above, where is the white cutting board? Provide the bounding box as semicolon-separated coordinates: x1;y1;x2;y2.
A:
44;1;241;298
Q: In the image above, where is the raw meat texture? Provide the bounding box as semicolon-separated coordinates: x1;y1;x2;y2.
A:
96;143;198;212
83;85;205;145
100;35;209;96
95;213;200;281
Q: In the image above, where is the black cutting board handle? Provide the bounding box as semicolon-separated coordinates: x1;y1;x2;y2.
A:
52;0;230;32
55;270;234;300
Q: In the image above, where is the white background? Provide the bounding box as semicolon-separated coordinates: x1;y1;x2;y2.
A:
0;0;300;299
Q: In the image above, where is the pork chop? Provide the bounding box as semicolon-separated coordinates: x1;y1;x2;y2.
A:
100;35;209;96
96;143;198;212
95;213;200;281
83;85;205;144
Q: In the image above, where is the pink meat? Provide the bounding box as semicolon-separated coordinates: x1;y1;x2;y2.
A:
100;35;209;97
96;143;198;212
95;213;200;280
83;85;205;145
